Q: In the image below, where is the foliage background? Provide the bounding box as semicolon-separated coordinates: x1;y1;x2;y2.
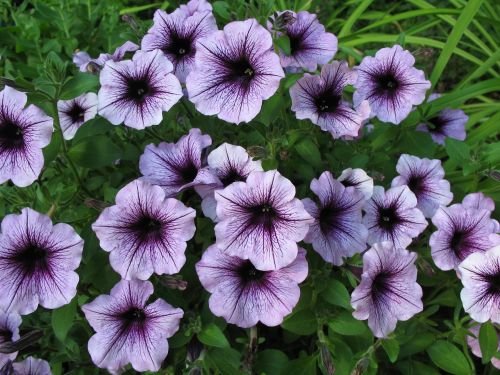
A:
0;0;499;374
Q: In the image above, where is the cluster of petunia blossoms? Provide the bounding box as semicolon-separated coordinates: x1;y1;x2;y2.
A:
0;0;498;373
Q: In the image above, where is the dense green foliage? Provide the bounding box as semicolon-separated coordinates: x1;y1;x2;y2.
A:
0;0;499;374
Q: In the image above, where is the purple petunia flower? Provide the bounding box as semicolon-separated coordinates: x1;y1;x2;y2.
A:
391;154;453;218
141;9;217;83
363;185;427;248
186;19;284;124
0;309;21;367
179;0;212;16
302;171;367;265
12;357;52;375
196;245;308;327
462;192;499;232
98;49;182;129
57;93;97;140
0;208;83;315
214;170;313;271
466;325;500;369
92;179;196;280
196;143;263;221
290;62;370;138
459;245;500;324
73;41;139;73
0;86;53;187
269;11;337;72
353;45;431;124
337;168;374;200
82;279;183;374
351;242;423;338
139;128;217;197
416;93;467;145
430;204;500;271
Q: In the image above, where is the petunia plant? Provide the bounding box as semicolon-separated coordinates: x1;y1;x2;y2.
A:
0;0;499;374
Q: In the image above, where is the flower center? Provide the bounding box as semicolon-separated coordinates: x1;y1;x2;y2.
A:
375;73;400;94
13;244;48;273
120;307;147;323
428;116;446;131
371;271;391;298
485;271;500;295
229;58;255;81
220;168;245;187
0;328;13;343
319;204;340;233
378;207;399;229
166;36;192;58
315;93;341;113
249;203;276;228
67;104;85;123
0;120;24;149
179;161;199;184
132;215;163;240
127;78;151;102
238;260;265;283
450;230;467;259
407;175;424;195
288;34;302;55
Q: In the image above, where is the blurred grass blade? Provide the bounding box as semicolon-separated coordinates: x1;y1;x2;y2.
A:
338;0;373;38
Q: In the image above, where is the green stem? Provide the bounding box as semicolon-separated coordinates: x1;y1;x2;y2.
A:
181;98;194;119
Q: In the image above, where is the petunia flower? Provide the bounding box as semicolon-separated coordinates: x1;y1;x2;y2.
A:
363;185;427;248
186;19;284;124
353;45;431;124
0;86;53;187
92;179;196;280
12;357;52;375
179;0;212;16
57;93;97;140
98;49;182;129
430;204;500;271
459;245;500;324
139;128;217;197
196;143;263;221
73;41;139;73
391;154;453;218
0;309;21;367
290;62;370;138
141;9;217;83
351;242;423;338
462;192;499;232
269;11;337;72
82;279;183;374
0;208;83;315
302;171;367;265
337;168;374;200
416;93;467;145
466;325;500;369
196;245;308;327
214;170;313;271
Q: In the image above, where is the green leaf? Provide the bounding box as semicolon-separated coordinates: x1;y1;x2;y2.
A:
280;355;317;375
212;1;230;20
255;349;289;375
282;309;317;335
382;338;400;363
206;347;244;375
479;322;498;364
328;312;367;336
275;35;291;55
198;323;230;348
51;297;77;342
60;74;98;100
445;138;470;163
320;279;351;309
68;135;121;168
426;340;471;375
295;138;322;169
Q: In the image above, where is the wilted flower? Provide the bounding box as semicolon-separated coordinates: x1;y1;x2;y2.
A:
12;357;51;375
0;310;21;367
179;0;213;16
0;208;83;315
82;279;183;374
270;11;337;72
73;41;139;73
337;168;374;200
430;204;500;271
186;19;284;124
290;62;370;138
417;93;467;144
196;245;308;327
98;49;182;129
196;143;263;221
141;9;217;83
302;171;367;265
214;170;313;271
351;242;423;338
459;245;500;324
391;154;453;218
0;86;53;187
363;185;427;248
353;45;431;124
92;179;196;280
57;93;97;140
140;128;217;197
466;325;500;369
